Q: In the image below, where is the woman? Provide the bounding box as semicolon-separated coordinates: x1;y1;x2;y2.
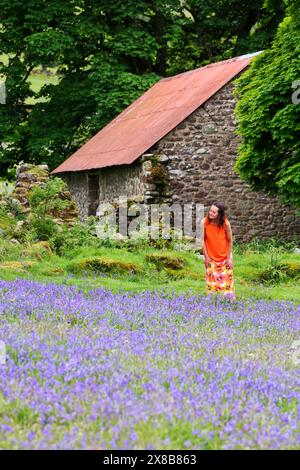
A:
200;201;235;300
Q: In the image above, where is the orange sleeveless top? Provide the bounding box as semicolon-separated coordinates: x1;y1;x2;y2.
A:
204;216;228;262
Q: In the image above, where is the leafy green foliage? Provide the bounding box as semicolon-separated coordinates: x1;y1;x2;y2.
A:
27;177;70;241
49;218;99;255
234;1;300;207
28;177;69;218
29;216;57;241
259;262;300;284
0;0;286;174
171;0;285;72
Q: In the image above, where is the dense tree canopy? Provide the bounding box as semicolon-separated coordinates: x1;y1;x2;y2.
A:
0;0;287;174
234;0;300;208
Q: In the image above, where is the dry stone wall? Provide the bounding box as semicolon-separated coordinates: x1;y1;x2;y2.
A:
12;164;49;213
11;164;78;225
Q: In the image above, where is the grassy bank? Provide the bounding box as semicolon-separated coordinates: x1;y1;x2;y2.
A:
0;242;299;302
0;176;299;302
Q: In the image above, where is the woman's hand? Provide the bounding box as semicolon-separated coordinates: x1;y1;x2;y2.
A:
226;256;234;269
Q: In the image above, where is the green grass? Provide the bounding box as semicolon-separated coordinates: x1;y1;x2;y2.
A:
0;241;299;302
26;72;59;104
0;53;59;104
0;180;14;195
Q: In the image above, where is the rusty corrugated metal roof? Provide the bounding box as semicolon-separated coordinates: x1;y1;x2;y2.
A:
52;52;260;174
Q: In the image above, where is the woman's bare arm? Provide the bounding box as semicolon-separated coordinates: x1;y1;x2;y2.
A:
225;220;233;268
200;218;210;267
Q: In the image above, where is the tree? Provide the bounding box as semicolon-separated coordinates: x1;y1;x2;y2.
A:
168;0;286;72
234;0;300;207
0;0;287;174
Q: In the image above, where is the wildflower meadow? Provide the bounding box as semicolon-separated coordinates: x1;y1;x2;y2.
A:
1;279;300;450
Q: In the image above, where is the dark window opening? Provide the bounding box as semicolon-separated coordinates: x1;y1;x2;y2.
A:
88;174;99;216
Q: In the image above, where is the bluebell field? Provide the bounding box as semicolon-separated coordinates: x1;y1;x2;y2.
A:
0;279;300;449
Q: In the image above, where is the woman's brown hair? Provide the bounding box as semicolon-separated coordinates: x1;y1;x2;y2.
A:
207;201;226;227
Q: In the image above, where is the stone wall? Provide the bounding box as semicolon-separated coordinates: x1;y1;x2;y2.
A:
98;162;145;203
10;164;78;225
63;162;145;221
143;82;300;242
63;172;89;220
12;164;49;214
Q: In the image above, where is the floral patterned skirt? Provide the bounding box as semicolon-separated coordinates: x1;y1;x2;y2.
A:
206;259;235;300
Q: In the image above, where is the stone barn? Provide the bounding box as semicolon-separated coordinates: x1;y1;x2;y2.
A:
52;53;300;242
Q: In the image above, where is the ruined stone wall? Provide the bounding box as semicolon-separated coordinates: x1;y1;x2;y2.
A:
144;82;300;242
11;164;78;225
12;164;49;214
63;162;145;221
62;172;89;221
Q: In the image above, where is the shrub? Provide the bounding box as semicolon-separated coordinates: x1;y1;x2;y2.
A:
29;216;58;241
0;239;24;262
28;177;70;218
0;208;16;238
234;237;299;255
234;4;300;207
21;241;53;261
258;262;300;284
26;176;76;243
50;220;98;255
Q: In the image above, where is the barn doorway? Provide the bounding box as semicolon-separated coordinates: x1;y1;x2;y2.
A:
88;174;99;216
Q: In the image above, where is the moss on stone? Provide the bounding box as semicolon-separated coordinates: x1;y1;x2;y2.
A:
26;167;49;177
164;268;199;279
40;267;65;276
145;252;185;270
67;256;142;275
0;260;36;271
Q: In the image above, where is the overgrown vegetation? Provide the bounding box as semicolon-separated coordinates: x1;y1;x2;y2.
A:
235;0;300;208
0;179;299;302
